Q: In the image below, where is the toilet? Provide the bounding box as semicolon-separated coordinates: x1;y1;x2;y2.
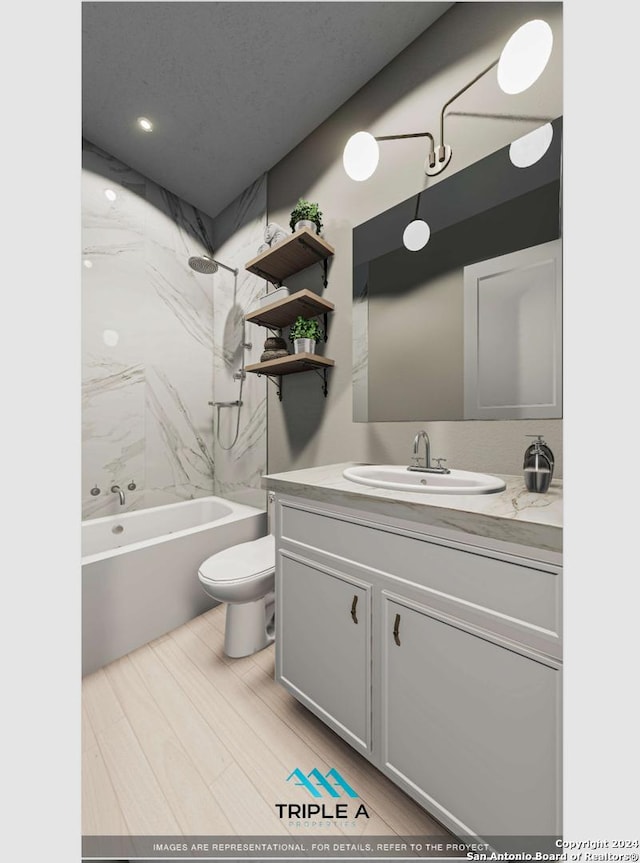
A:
198;534;275;658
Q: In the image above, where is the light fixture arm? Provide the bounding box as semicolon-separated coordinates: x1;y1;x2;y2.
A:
375;132;439;174
375;132;434;144
439;58;499;149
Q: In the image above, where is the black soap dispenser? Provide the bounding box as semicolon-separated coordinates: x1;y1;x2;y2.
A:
523;435;555;493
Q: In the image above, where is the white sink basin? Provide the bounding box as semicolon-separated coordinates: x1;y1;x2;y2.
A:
343;465;506;495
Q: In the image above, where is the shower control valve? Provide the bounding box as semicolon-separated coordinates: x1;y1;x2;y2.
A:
90;485;101;496
127;480;137;491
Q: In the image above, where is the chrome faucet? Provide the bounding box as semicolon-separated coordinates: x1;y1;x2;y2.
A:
411;429;431;470
408;430;450;474
111;485;125;505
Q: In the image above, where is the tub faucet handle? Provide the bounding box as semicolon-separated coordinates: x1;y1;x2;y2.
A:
127;480;137;491
90;485;101;496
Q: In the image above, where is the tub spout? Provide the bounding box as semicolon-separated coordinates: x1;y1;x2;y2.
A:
111;485;125;506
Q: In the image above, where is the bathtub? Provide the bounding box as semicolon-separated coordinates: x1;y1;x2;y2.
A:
82;496;267;675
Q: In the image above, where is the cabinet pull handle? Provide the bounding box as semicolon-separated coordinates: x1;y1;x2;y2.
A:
350;595;358;624
393;613;401;646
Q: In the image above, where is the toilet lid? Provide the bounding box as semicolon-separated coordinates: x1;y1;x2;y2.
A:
199;534;275;584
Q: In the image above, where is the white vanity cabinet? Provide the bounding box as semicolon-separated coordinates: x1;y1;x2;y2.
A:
382;595;561;837
278;552;372;752
273;492;562;840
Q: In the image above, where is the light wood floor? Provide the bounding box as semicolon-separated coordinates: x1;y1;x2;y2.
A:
82;604;444;837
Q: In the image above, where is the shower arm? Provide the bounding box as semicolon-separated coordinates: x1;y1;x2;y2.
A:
192;206;239;275
215;260;239;276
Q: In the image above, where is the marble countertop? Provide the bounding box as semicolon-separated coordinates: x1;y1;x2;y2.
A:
262;462;563;554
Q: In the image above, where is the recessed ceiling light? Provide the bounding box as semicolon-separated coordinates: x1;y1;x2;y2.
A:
83;259;93;269
104;189;117;202
137;116;153;132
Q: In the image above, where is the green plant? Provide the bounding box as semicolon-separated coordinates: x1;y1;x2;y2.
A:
289;198;323;233
289;315;324;342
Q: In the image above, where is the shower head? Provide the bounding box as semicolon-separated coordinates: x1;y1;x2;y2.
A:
188;255;218;274
188;255;238;276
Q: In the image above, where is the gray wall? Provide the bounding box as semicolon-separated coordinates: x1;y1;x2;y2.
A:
266;2;563;477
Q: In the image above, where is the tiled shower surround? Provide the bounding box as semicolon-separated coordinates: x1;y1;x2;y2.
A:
210;175;269;509
81;140;266;519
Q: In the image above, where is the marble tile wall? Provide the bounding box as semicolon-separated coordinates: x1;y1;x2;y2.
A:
82;140;217;519
209;175;268;510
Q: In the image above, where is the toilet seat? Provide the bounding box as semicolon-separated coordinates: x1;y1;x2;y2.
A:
198;534;275;586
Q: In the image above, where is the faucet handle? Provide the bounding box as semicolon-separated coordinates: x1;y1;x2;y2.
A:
432;457;447;470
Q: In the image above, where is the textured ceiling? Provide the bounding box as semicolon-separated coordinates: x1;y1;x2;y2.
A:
82;1;453;218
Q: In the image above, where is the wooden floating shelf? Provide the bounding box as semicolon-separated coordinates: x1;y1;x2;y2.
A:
245;353;335;377
245;288;335;330
245;227;335;284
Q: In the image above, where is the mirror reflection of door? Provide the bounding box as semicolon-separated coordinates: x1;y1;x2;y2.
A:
463;239;562;419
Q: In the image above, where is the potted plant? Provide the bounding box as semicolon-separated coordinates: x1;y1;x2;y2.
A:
289;315;324;354
289;199;323;235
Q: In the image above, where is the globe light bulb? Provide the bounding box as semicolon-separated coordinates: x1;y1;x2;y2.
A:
343;132;379;181
509;123;554;168
403;219;431;252
498;20;553;95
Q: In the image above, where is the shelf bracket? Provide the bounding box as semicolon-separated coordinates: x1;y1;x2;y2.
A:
311;367;329;398
251;265;280;286
296;235;328;290
323;312;328;342
296;234;320;255
258;373;283;401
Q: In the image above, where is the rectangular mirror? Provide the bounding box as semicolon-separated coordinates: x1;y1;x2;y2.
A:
353;117;562;422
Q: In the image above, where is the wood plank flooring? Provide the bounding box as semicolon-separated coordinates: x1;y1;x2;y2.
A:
82;604;444;838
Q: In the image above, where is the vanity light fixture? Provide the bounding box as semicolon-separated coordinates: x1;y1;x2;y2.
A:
403;219;431;251
342;131;379;181
402;192;431;251
343;19;554;249
497;20;553;95
137;116;154;132
509;122;554;168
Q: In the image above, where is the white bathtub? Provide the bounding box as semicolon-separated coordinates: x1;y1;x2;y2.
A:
82;496;267;675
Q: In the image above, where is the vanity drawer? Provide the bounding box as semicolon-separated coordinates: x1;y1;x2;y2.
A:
280;500;560;637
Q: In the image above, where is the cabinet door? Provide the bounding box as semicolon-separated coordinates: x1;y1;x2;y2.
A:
382;595;561;837
276;552;371;752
